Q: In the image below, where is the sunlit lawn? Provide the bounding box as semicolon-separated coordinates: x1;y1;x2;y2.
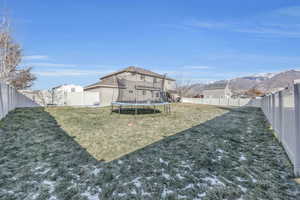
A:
46;103;227;161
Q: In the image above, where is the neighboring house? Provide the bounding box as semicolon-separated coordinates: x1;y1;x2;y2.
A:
20;85;99;107
50;84;84;105
22;84;84;106
20;90;52;106
52;84;83;93
84;66;176;106
202;81;232;98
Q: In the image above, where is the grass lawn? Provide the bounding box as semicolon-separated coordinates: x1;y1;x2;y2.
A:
0;103;299;199
45;104;228;161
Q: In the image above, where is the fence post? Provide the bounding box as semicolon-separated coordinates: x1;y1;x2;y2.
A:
271;93;275;127
293;82;300;176
268;95;272;123
278;91;283;143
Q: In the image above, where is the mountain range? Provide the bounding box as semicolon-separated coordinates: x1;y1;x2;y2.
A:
187;69;300;96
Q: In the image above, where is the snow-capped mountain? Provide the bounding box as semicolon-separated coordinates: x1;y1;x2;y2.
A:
185;69;300;96
230;70;300;93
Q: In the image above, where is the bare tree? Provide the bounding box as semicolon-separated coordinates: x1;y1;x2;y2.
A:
0;16;36;89
31;89;64;107
34;90;49;106
175;80;195;98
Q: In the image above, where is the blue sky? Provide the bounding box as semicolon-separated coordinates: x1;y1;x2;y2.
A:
6;0;300;89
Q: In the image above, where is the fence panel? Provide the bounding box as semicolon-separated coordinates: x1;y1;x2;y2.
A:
0;81;39;120
182;97;261;107
66;92;100;106
261;82;300;176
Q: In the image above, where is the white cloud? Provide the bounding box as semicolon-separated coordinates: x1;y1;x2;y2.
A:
172;6;300;38
183;65;212;69
183;19;300;38
23;55;49;60
34;69;113;77
27;62;77;68
185;20;229;29
235;27;300;38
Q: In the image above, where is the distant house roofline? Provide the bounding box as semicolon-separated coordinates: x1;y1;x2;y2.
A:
84;76;118;90
100;66;175;81
52;84;83;90
203;81;229;91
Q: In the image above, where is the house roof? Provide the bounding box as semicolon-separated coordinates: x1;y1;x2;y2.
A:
100;66;175;81
84;76;118;90
52;84;82;90
204;81;228;90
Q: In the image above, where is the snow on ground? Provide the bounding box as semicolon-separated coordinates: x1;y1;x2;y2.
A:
203;176;225;186
0;106;300;199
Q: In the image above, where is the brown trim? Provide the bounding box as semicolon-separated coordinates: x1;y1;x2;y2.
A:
84;84;118;90
135;85;161;91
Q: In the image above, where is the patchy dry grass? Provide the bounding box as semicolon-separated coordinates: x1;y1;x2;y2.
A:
0;104;299;199
45;104;228;161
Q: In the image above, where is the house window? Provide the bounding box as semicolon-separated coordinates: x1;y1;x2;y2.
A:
129;90;133;93
153;77;157;83
156;92;159;97
71;88;76;92
140;75;145;80
142;90;146;95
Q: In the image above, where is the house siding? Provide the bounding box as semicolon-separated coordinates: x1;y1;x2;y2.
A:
85;70;176;106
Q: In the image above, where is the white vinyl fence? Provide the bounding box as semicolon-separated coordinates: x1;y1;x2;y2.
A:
182;97;261;107
0;81;39;119
261;82;300;176
65;92;100;106
23;91;100;107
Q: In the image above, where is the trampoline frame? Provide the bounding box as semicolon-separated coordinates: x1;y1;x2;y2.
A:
111;101;171;115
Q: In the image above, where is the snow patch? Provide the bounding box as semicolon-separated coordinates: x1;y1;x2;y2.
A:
183;183;194;190
161;188;174;198
159;158;169;165
239;185;247;193
203;176;225;186
162;173;171;180
82;190;99;200
239;154;247;161
216;148;224;153
117;160;123;164
91;168;102;176
180;161;192;170
176;173;185;180
42;180;56;193
132;177;142;188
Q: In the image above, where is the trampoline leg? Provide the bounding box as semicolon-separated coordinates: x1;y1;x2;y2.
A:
111;104;113;114
135;107;137;115
119;105;121;114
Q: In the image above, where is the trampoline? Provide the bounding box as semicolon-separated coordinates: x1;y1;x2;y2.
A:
111;72;171;115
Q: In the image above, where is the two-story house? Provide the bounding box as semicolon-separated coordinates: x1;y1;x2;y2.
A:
84;66;176;106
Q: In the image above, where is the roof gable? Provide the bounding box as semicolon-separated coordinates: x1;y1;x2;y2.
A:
100;66;175;81
204;81;228;90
